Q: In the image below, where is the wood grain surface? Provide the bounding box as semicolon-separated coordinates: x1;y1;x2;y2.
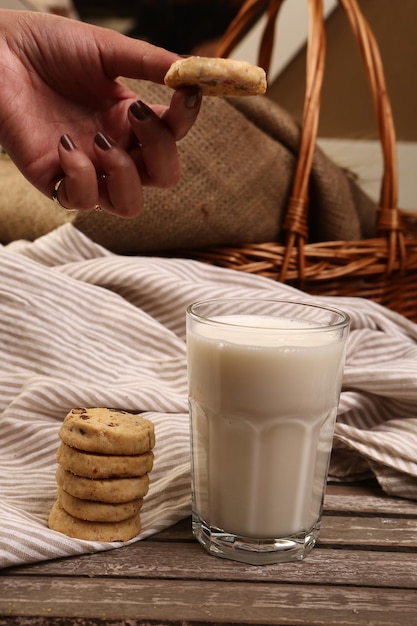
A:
1;481;416;626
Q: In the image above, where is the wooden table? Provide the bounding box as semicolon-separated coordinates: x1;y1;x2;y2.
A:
1;481;417;625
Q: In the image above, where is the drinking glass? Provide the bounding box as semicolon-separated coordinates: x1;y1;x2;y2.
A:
186;298;350;564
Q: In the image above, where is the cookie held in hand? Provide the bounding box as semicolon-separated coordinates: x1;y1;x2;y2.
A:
164;56;267;96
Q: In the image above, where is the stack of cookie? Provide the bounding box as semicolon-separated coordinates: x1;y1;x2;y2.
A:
48;407;155;542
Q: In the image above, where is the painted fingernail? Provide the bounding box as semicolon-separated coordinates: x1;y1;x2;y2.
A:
60;134;77;151
94;132;114;150
184;88;202;109
129;100;153;121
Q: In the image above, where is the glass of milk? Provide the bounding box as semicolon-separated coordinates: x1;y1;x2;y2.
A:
186;298;350;565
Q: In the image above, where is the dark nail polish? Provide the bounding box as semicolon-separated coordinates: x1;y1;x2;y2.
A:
94;132;113;150
184;88;202;109
129;100;153;121
60;134;77;151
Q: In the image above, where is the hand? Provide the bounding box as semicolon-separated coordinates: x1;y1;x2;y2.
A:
0;10;201;217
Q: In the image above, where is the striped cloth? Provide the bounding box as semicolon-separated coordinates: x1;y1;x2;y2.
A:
1;224;416;569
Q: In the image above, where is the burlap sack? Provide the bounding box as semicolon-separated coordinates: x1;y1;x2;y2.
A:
0;79;376;254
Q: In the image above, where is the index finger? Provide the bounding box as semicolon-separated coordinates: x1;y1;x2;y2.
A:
96;28;180;84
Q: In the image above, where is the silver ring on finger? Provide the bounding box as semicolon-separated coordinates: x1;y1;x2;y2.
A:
52;178;76;211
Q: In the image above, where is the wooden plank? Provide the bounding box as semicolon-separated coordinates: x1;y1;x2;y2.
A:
136;509;417;546
324;484;417;517
148;517;193;541
147;484;417;543
324;493;417;516
326;481;384;497
5;543;416;589
319;515;417;548
145;513;417;548
0;577;416;625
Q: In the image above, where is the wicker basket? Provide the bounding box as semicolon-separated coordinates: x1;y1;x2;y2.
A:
189;0;417;323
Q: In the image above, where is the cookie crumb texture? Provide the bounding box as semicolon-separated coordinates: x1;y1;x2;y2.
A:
56;486;143;522
48;407;155;542
56;442;154;479
48;501;142;542
59;407;155;455
55;466;150;503
164;56;267;96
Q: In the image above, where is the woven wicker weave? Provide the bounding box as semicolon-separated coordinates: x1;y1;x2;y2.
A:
190;0;417;323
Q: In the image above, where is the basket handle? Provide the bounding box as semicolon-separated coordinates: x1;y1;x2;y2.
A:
216;0;405;279
216;0;284;75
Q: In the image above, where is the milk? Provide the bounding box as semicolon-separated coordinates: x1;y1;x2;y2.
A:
187;313;347;539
